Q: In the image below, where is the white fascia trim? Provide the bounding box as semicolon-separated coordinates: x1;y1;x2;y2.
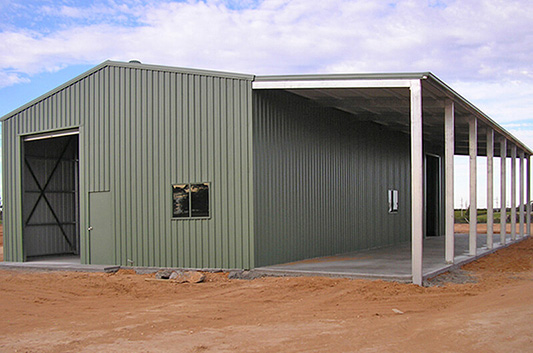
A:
252;79;417;90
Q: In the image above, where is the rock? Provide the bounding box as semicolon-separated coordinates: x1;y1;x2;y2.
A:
392;308;404;314
185;271;205;283
167;271;205;283
238;271;252;280
153;269;205;283
227;270;262;280
228;270;243;279
424;269;477;287
169;271;181;280
155;269;174;279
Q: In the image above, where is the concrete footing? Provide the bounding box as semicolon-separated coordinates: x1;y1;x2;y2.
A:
0;234;529;285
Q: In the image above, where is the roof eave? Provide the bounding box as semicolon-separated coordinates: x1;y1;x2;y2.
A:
254;72;431;82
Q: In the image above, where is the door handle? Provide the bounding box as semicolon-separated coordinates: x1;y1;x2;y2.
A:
88;226;93;231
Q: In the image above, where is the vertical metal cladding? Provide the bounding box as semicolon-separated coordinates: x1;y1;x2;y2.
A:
2;86;82;261
108;67;254;269
2;120;21;261
2;62;255;269
253;90;412;267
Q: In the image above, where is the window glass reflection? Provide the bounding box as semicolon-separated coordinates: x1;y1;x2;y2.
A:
173;184;189;218
191;183;209;217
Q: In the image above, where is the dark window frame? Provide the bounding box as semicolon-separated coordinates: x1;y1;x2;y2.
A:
172;182;210;220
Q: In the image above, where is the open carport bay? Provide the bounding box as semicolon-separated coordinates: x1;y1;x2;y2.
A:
255;232;530;282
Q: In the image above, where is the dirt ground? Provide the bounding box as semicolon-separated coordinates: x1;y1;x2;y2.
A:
0;233;532;351
0;223;3;262
454;222;532;234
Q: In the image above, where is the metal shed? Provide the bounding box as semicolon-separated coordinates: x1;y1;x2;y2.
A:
2;61;531;284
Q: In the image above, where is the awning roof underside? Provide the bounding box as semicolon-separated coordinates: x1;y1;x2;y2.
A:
253;76;531;157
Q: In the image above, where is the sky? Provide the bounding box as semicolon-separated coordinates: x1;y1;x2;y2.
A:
1;0;533;207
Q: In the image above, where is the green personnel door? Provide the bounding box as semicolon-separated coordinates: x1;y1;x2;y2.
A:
88;191;115;264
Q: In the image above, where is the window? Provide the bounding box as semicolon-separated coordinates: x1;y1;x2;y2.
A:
388;189;399;213
172;182;210;218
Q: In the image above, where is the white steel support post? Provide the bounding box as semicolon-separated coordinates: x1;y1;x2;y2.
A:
487;129;494;249
520;151;525;238
444;100;455;263
410;80;424;286
511;145;517;241
526;154;531;236
500;139;507;245
469;117;477;256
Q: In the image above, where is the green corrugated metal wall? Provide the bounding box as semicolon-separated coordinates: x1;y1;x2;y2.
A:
252;90;412;267
2;62;255;269
2;92;83;262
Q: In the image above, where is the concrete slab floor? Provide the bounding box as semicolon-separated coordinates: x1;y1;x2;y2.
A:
0;234;528;281
27;254;81;264
0;254;111;272
254;233;530;283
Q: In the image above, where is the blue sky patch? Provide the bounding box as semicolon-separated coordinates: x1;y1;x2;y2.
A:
0;64;93;117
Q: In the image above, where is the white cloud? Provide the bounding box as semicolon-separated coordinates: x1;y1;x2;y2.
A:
1;0;533;203
451;80;533;124
2;1;533;125
1;0;533;80
506;128;533;151
1;0;533;131
1;0;532;133
0;70;29;88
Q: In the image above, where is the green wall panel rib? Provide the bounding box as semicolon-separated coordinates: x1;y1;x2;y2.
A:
253;90;412;267
2;63;255;269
